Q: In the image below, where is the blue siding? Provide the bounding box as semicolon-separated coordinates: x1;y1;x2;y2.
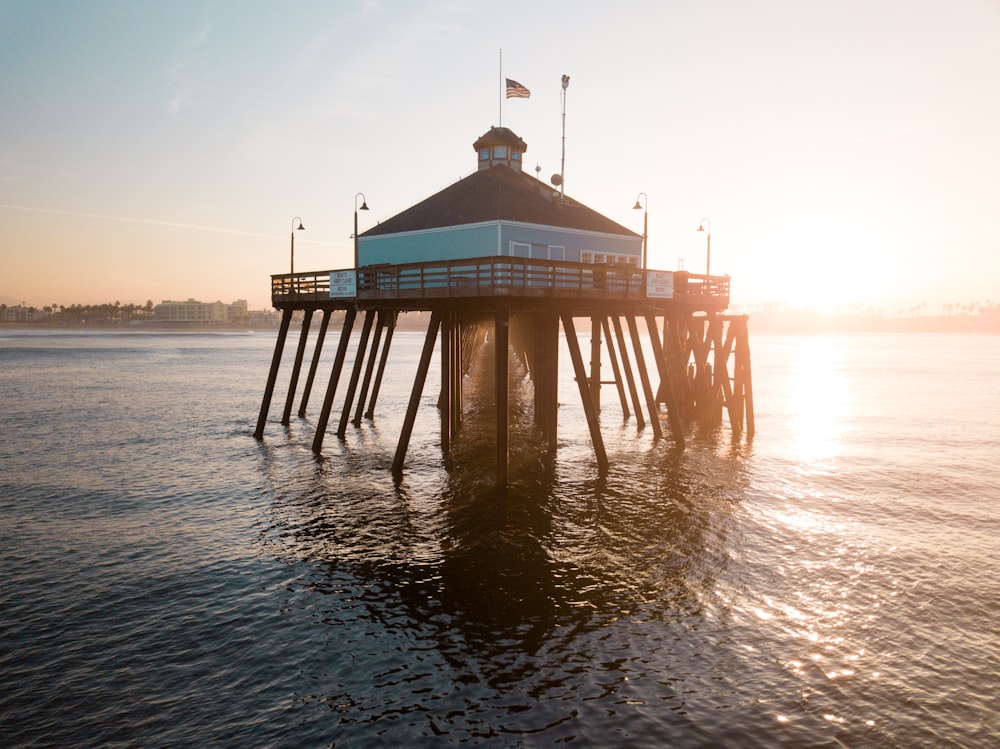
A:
358;224;499;266
358;220;640;267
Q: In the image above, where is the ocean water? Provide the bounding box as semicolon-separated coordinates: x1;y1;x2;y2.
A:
0;327;997;747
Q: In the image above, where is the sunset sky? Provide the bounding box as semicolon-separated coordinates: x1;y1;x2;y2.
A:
2;0;998;314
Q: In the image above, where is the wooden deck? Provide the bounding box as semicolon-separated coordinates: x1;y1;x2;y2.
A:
271;256;730;314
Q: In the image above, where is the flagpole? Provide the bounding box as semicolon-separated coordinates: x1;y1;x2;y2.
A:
498;48;503;126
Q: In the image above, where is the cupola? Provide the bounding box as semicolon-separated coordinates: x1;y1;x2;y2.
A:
473;126;527;172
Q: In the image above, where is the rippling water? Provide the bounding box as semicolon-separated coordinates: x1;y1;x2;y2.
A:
1;328;997;747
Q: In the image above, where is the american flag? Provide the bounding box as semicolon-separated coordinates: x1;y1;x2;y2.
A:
505;78;530;99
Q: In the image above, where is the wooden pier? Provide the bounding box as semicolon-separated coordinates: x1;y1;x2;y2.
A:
253;256;753;487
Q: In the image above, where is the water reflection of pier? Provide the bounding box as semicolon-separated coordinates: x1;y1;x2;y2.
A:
254;256;754;487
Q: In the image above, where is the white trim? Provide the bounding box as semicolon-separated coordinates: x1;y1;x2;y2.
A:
509;240;531;258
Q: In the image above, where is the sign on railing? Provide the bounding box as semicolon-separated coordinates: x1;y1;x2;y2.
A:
646;271;675;299
329;270;357;298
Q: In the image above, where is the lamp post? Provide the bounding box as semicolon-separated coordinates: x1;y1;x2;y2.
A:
698;217;711;276
290;217;305;290
633;193;648;269
354;192;369;270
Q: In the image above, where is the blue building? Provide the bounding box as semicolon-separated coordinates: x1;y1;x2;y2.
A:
357;126;642;269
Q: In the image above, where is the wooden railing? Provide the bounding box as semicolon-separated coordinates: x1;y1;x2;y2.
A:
271;256;730;307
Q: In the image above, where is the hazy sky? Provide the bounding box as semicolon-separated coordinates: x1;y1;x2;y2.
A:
2;0;998;313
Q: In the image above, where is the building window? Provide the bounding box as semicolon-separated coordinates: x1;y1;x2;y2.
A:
548;245;566;261
509;241;530;258
493;145;507;158
512;151;520;160
480;147;489;160
582;251;593;264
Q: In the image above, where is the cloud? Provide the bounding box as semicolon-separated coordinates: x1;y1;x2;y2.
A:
0;203;341;246
0;203;277;240
184;21;212;47
164;21;213;114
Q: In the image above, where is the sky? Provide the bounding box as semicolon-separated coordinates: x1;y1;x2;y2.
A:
1;0;998;314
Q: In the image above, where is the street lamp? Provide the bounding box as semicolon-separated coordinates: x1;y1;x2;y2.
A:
697;218;711;276
291;217;305;290
633;193;648;269
354;192;369;270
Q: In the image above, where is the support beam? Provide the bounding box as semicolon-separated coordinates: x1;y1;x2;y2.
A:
645;313;685;448
298;308;331;418
562;313;609;473
392;309;442;476
495;304;510;489
612;315;644;429
281;309;313;425
364;311;396;419
440;309;453;451
601;316;631;419
353;310;386;426
627;315;663;440
589;316;602;411
337;309;376;438
253;307;293;439
311;308;357;454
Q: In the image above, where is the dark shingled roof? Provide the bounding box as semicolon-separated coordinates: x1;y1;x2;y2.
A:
361;165;640;239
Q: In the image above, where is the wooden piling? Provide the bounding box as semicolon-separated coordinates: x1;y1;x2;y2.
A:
601;316;631;420
353;310;386;426
337;309;375;438
281;309;313;425
612;316;644;430
562;313;609;473
253;307;292;440
298;308;331;418
440;309;454;451
495;304;510;488
364;311;396;420
645;313;685;449
627;316;663;440
311;308;357;454
392;309;442;476
589;316;602;411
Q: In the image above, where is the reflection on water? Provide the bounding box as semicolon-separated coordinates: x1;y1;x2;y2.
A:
3;331;998;747
253;337;766;743
788;336;848;464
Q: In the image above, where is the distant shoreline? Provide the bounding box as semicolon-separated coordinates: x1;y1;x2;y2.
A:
3;313;997;336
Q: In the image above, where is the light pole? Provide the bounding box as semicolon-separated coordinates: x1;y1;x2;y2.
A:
354;192;369;270
290;217;305;290
633;193;648;269
698;218;711;275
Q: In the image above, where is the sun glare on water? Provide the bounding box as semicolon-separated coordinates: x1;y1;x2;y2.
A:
788;336;848;463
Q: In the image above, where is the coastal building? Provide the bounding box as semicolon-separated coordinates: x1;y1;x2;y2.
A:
1;304;45;323
154;298;248;324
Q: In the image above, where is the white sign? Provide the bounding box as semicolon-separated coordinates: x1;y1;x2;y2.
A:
646;270;675;299
329;270;357;298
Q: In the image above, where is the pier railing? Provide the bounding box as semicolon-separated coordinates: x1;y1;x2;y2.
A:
271;256;729;308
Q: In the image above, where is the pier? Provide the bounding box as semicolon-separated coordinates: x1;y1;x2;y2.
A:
253;123;753;487
253;256;753;486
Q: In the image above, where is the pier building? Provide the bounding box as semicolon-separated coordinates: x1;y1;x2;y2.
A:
254;125;753;487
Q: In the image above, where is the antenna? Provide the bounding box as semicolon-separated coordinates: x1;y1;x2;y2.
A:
559;74;570;202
